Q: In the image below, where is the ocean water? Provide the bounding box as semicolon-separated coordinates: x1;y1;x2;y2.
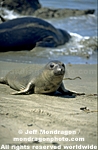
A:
39;0;97;10
39;0;97;9
0;0;97;64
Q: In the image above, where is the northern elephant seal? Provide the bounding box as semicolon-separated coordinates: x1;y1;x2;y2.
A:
0;16;71;52
0;60;84;96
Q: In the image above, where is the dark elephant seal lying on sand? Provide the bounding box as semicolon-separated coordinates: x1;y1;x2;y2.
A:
0;16;71;52
0;60;84;96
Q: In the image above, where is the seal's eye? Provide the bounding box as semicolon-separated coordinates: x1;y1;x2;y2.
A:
50;63;54;69
62;64;65;68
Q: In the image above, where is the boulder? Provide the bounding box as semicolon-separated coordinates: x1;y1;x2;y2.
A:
34;7;95;19
0;0;95;18
1;0;41;15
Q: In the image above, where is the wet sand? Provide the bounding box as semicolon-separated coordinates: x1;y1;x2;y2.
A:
0;61;97;150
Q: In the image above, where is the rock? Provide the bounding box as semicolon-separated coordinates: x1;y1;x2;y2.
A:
34;7;95;19
1;0;41;15
0;0;95;18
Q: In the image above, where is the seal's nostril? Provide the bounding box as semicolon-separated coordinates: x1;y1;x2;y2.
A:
57;67;65;72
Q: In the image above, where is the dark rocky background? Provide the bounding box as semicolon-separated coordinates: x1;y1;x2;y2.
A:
0;0;95;19
0;0;41;15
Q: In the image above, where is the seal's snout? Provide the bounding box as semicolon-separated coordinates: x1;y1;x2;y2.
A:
56;65;65;75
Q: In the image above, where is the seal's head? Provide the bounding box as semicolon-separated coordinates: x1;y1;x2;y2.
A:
45;60;65;76
42;60;65;84
37;60;65;94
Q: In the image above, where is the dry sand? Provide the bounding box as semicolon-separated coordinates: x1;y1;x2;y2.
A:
0;61;97;150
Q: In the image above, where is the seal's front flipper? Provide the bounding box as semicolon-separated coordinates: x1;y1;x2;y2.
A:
11;82;35;95
57;82;85;96
0;77;7;84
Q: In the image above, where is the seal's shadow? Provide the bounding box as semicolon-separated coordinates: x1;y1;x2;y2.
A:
46;91;76;98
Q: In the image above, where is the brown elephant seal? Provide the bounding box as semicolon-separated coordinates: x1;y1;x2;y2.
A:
0;60;84;96
0;16;71;52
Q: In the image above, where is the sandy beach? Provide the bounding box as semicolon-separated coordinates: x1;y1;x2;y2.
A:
0;61;97;150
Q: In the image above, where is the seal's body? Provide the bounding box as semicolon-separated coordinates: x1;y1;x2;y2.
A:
0;60;84;96
0;17;71;52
